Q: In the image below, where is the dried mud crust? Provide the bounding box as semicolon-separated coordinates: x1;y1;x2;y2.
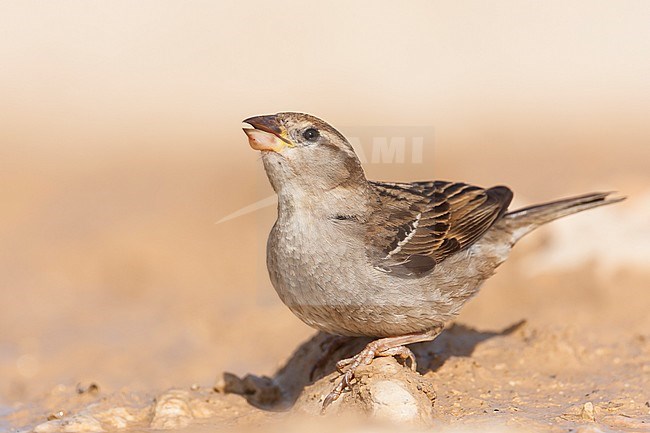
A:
13;322;650;432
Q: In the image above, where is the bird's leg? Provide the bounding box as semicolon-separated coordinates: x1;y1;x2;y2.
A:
321;324;444;412
335;345;417;372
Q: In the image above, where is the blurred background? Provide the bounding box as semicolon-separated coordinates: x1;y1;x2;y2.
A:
1;0;649;413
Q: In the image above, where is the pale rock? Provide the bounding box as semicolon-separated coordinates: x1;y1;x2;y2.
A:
368;380;419;422
94;407;137;429
34;414;104;433
580;401;596;421
294;357;435;423
150;389;194;430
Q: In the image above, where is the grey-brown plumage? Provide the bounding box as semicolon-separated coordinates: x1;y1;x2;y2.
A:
242;112;624;410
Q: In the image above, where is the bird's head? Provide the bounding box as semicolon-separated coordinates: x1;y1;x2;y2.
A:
243;112;367;196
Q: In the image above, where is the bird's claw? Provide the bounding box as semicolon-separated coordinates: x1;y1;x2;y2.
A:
322;347;374;412
321;369;354;413
380;346;418;371
322;344;417;412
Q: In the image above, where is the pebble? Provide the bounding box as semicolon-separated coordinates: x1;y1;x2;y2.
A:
369;380;419;423
95;407;137;430
34;414;104;433
581;401;595;421
150;390;194;430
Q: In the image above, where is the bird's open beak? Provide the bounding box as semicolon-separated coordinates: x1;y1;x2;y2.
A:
243;115;293;153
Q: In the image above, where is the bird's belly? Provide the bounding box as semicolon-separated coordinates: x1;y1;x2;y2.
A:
266;219;510;338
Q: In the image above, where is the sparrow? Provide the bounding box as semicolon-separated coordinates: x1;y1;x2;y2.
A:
241;112;624;411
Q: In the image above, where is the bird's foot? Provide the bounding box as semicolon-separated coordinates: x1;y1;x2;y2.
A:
335;345;417;373
319;326;444;413
321;340;417;412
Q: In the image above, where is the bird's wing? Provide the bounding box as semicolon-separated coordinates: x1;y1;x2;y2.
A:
366;180;513;277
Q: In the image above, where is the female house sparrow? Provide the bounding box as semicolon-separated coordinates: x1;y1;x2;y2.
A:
242;112;623;410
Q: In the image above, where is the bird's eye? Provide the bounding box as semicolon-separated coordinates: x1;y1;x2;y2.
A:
302;128;320;142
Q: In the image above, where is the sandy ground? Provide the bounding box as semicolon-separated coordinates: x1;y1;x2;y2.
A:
2;2;650;431
1;134;649;433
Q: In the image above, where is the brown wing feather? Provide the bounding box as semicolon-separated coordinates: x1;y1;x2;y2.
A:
368;180;513;277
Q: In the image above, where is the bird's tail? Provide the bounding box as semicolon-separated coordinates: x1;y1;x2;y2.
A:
502;192;625;244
